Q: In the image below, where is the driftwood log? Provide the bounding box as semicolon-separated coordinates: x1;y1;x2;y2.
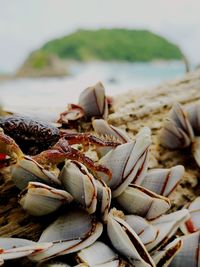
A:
109;69;200;208
0;69;200;266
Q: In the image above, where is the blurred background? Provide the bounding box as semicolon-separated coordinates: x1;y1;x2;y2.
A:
0;0;199;120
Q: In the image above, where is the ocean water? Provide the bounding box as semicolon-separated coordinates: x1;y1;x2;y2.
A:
0;61;186;121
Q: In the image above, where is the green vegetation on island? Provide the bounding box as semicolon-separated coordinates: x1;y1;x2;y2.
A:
41;29;183;62
18;29;183;77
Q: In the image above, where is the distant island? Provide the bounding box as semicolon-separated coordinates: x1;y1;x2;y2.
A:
17;29;184;77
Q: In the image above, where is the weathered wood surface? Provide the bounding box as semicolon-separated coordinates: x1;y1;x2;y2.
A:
0;69;200;265
109;69;200;208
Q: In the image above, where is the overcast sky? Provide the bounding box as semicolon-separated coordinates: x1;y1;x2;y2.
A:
0;0;200;73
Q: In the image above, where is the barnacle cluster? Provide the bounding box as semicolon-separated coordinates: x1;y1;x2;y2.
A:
0;82;199;267
160;102;200;167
